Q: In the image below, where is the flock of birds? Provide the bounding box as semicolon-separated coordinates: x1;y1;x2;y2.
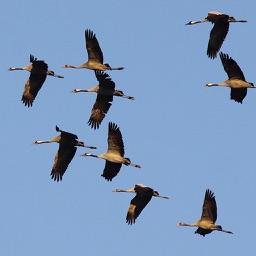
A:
8;11;246;236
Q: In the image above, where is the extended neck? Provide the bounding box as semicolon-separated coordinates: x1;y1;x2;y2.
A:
205;82;229;87
178;221;199;227
8;67;24;71
71;85;99;93
81;153;98;158
33;140;52;144
62;64;88;69
186;19;207;25
33;136;60;144
71;89;88;93
86;85;99;92
8;64;32;72
113;188;135;193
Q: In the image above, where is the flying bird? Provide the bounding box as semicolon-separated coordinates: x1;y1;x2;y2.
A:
8;54;64;78
178;189;233;236
81;122;141;181
33;126;96;182
8;54;64;107
113;184;169;225
63;29;124;71
186;12;247;59
205;52;254;103
71;71;134;129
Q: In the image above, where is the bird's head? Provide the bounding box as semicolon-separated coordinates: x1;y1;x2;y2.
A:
33;140;43;144
205;83;214;87
7;67;16;71
81;153;93;157
71;88;83;93
185;21;195;25
112;189;122;192
62;64;72;68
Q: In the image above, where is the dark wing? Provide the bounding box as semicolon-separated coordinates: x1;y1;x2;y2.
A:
85;29;103;63
30;54;37;62
101;161;122;181
107;122;125;156
230;88;247;104
88;100;112;129
95;71;116;91
207;19;229;59
95;71;115;97
195;228;213;237
126;186;153;225
88;71;115;129
219;52;246;80
56;125;78;141
200;189;217;223
21;60;48;107
51;145;77;182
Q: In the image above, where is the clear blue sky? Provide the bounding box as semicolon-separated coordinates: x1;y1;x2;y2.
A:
1;1;255;255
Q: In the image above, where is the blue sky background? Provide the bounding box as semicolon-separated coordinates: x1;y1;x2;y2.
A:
1;1;255;255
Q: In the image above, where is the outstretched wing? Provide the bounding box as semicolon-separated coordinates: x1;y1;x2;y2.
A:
85;29;103;63
126;186;153;225
101;161;122;181
195;228;213;237
56;125;78;141
95;71;115;92
30;54;37;62
207;18;229;59
51;145;77;182
107;122;125;156
200;189;217;223
88;71;115;129
21;60;48;107
219;52;245;80
230;88;247;104
88;100;112;129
